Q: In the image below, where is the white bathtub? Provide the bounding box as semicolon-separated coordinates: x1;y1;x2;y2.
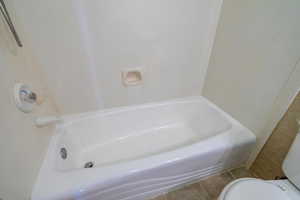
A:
32;96;256;200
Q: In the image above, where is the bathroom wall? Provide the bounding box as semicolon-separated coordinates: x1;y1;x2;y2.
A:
13;0;223;113
0;1;56;199
251;91;300;179
10;0;103;115
203;0;300;162
78;0;223;108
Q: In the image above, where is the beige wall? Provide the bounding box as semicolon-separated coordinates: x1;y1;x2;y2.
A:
12;0;223;113
10;0;103;114
0;2;56;199
203;0;300;161
79;0;222;108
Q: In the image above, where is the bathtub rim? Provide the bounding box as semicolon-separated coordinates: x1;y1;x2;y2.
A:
59;96;235;126
31;96;256;200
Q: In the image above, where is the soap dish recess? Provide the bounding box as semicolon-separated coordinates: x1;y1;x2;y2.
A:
122;69;143;86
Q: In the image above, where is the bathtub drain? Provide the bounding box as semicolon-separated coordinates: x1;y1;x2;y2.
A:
84;162;94;168
60;147;67;160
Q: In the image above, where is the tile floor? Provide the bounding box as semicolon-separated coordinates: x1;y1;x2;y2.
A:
151;168;256;200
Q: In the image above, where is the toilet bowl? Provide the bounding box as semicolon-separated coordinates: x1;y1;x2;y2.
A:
218;178;300;200
219;132;300;200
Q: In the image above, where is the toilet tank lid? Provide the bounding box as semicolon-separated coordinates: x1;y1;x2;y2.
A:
221;179;290;200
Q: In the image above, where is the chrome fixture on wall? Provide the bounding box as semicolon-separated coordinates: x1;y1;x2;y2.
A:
14;83;40;113
0;0;22;47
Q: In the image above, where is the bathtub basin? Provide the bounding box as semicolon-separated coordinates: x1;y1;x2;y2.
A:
32;96;256;200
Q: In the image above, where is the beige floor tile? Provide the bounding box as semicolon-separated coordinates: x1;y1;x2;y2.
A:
151;195;167;200
229;167;253;179
287;98;300;113
166;183;210;200
251;155;279;179
200;172;234;199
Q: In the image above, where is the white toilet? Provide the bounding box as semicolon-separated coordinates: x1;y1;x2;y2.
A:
218;132;300;200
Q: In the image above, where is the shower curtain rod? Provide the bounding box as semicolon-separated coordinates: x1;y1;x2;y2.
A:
0;0;22;47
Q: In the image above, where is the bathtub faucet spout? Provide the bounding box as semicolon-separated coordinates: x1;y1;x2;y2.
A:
35;116;63;128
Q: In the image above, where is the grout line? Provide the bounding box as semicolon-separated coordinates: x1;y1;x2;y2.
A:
228;171;236;179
